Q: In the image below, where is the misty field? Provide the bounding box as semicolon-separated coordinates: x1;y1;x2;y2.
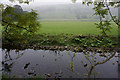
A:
39;21;118;36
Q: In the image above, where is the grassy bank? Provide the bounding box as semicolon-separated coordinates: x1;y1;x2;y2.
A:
39;21;118;36
2;21;119;51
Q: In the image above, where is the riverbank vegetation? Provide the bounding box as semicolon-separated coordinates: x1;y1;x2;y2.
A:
2;33;119;52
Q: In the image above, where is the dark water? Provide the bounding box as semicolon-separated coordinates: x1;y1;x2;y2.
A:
2;49;120;78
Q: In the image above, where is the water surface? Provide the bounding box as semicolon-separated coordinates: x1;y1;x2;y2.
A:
2;49;119;78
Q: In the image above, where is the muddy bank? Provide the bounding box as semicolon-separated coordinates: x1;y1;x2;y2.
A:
2;43;120;53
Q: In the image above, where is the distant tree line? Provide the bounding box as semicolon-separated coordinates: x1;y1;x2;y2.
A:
2;5;29;21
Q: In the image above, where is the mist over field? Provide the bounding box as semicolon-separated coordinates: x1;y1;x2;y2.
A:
1;0;118;21
21;3;118;21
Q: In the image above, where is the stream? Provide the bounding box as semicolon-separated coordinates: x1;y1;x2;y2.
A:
1;49;120;78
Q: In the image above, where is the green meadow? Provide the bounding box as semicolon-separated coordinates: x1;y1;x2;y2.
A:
39;21;118;36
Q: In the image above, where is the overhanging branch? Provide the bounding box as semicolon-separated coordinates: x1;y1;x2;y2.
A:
2;20;33;32
106;3;120;27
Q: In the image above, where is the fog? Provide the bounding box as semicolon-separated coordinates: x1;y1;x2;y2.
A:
0;0;118;20
0;0;82;6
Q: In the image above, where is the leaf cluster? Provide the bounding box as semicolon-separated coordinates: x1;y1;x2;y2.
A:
81;1;120;36
2;5;40;43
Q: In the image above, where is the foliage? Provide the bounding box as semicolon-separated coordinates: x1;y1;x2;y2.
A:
27;34;71;46
2;5;40;43
92;1;119;36
71;35;117;48
15;33;118;48
73;0;120;36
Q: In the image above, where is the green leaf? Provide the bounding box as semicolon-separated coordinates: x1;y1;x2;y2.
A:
73;53;75;58
70;61;74;67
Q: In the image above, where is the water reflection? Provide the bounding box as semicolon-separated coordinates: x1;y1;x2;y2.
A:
118;53;120;78
2;49;119;78
0;48;2;79
67;51;118;78
2;49;24;76
87;52;116;78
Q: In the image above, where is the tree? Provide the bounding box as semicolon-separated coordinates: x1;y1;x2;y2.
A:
72;0;120;45
1;0;40;43
13;5;23;13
